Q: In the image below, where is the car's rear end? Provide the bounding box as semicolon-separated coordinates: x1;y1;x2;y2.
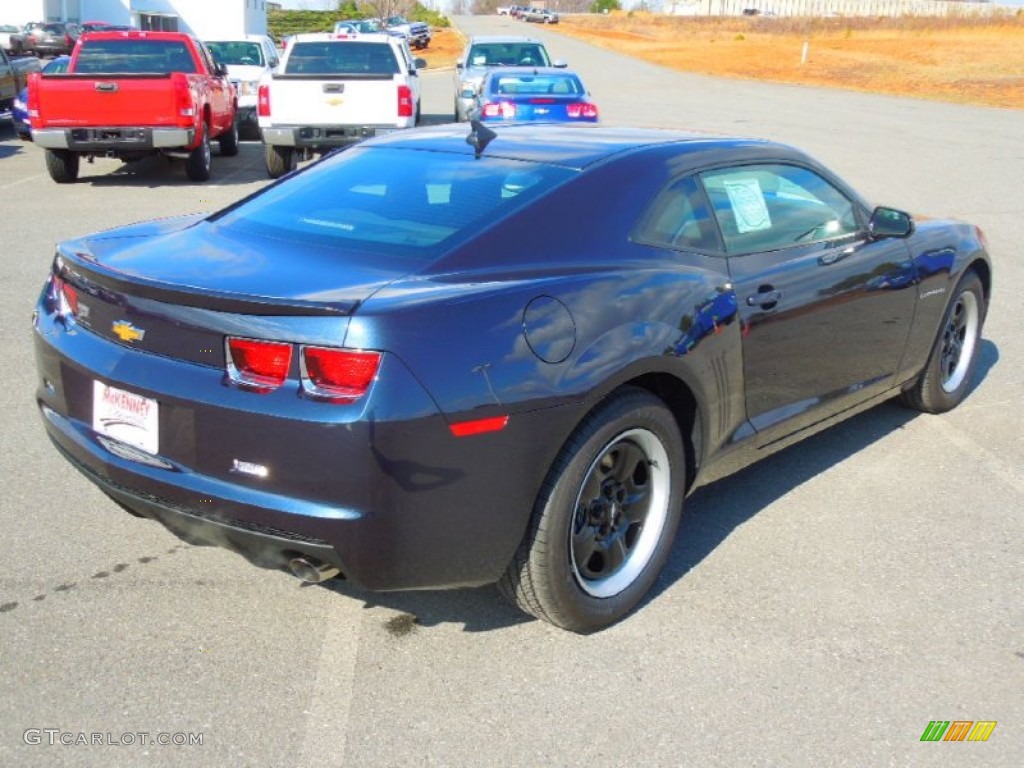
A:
476;69;597;123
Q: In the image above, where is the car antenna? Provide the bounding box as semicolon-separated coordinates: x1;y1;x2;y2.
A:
466;120;497;159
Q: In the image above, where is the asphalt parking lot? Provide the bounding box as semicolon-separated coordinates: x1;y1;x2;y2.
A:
0;15;1021;767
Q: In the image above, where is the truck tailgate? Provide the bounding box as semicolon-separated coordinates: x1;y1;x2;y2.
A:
270;75;400;127
35;74;182;127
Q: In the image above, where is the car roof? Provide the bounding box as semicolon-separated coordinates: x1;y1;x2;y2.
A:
364;123;781;170
288;32;396;44
482;66;581;79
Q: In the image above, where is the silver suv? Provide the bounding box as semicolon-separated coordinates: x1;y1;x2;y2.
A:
453;35;564;122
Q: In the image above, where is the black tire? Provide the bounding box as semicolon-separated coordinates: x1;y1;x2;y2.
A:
45;149;79;183
185;122;212;181
498;388;686;633
454;98;461;123
218;114;239;157
902;271;986;413
265;144;295;179
415;101;422;127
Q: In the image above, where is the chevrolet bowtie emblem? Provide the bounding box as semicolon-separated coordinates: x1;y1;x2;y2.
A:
327;97;344;106
112;321;146;343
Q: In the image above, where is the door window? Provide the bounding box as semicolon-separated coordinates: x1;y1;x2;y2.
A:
701;164;859;255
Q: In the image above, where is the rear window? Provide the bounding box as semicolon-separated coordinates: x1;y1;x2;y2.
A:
488;73;583;96
74;39;195;74
285;41;398;76
468;43;550;68
206;41;264;67
212;146;575;260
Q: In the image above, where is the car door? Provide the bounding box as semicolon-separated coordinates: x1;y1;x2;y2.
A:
197;41;233;135
703;163;918;441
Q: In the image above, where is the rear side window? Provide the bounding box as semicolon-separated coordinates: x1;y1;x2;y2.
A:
468;43;550;67
213;147;575;260
634;175;721;253
74;39;195;74
286;42;398;76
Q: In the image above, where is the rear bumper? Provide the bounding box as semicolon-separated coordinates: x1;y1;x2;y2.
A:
260;124;401;149
33;126;195;152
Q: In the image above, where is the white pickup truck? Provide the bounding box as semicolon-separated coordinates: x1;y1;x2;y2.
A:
257;32;425;178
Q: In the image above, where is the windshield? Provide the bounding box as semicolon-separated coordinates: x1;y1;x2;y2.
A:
206;41;264;67
213;146;575;260
467;42;551;68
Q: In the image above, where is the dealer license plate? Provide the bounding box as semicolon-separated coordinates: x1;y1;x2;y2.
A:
92;381;159;455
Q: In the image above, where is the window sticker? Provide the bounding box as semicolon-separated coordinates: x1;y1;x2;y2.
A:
723;178;772;233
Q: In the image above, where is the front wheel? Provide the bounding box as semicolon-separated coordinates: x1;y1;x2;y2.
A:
499;388;686;633
901;271;986;413
45;149;79;183
185;122;212;181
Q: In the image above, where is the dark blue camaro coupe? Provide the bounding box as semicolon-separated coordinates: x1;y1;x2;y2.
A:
32;124;992;632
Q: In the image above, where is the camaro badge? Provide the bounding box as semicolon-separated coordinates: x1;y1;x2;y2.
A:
112;321;146;343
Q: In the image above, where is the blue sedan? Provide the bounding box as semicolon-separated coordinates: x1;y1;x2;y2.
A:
32;123;992;632
466;66;598;123
13;55;69;140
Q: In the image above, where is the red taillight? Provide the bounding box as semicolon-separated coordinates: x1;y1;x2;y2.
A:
566;102;599;120
52;274;78;318
482;101;516;119
257;84;270;117
301;347;381;402
397;85;413;118
226;337;292;392
171;72;195;118
65;34;73;46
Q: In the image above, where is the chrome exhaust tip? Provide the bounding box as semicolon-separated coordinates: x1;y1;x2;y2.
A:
288;556;340;583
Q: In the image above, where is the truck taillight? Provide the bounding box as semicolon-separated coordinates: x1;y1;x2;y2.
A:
482;101;517;119
300;347;381;402
567;103;599;120
258;84;270;117
225;337;292;393
171;73;195;119
397;85;413;118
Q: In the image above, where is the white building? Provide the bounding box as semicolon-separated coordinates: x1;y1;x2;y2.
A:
8;0;269;38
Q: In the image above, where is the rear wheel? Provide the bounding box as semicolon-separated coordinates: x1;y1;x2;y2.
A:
265;144;296;179
218;114;239;157
499;388;686;633
901;271;986;413
45;149;79;183
185;122;212;181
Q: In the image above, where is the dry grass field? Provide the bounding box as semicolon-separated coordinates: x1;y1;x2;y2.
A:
556;13;1024;110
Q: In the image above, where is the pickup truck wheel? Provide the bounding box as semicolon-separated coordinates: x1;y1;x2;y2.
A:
185;123;212;181
45;150;79;184
265;145;296;179
498;388;686;633
901;271;986;413
218;115;239;157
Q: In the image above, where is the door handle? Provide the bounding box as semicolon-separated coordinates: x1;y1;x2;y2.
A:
746;289;782;308
819;246;856;266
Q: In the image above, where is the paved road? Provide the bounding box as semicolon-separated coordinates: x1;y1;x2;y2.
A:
0;15;1020;767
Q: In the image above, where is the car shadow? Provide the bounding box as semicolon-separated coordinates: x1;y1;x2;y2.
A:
646;337;1001;607
73;140;271;188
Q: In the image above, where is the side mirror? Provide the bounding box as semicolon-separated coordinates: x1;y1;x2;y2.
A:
414;57;427;70
553;59;568;68
455;62;463;71
868;206;914;239
460;87;476;99
214;62;228;77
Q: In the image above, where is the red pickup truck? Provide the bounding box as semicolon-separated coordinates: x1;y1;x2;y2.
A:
28;31;238;183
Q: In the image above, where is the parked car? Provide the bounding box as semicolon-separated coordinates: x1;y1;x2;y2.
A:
453;35;564;121
29;30;238;182
80;21;135;33
523;7;559;23
466;67;597;123
31;123;992;633
383;15;430;50
206;35;279;138
26;21;80;58
257;32;425;178
8;22;45;55
12;54;68;139
0;44;41;112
